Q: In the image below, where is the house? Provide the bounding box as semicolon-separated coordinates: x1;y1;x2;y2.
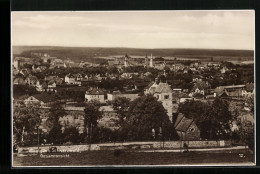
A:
220;66;229;74
13;77;25;85
45;76;63;85
19;69;29;76
145;78;173;122
65;73;76;84
174;113;200;141
190;81;210;96
48;80;56;88
242;83;254;97
120;73;133;79
36;81;48;92
85;88;106;103
95;74;107;81
24;94;56;106
214;85;246;98
65;73;83;84
36;65;47;72
25;76;39;86
73;73;83;81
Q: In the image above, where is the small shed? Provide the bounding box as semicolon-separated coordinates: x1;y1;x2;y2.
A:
174;113;200;140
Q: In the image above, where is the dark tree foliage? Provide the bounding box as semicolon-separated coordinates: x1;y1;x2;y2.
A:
111;97;131;127
13;102;41;146
179;98;233;140
13;85;39;98
47;102;66;144
63;127;81;144
48;122;63;145
22;63;32;69
125;95;171;141
83;101;103;144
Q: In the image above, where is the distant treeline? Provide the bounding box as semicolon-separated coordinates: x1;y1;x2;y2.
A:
13;46;254;63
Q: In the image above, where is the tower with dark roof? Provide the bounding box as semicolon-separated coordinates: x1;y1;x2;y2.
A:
124;53;129;67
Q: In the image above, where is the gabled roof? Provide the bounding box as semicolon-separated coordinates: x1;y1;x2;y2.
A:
86;88;105;95
144;81;154;90
173;92;191;99
13;77;25;83
30;94;56;103
48;80;56;85
174;113;184;127
174;114;194;132
154;83;172;93
192;81;209;91
218;90;229;97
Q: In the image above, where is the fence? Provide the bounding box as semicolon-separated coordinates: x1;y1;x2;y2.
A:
17;140;231;154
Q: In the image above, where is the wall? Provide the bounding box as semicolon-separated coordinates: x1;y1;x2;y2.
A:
18;140;231;154
107;93;139;101
85;94;105;103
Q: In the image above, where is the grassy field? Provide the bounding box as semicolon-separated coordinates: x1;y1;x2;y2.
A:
13;150;254;166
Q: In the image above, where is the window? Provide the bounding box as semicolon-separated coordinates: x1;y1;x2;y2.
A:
164;95;169;99
189;127;195;132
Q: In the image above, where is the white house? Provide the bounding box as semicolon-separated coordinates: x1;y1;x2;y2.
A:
145;78;173;122
85;88;105;103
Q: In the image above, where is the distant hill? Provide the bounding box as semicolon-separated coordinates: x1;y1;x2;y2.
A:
12;46;254;62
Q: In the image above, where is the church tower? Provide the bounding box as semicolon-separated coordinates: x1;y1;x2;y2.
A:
124;53;129;67
149;53;153;67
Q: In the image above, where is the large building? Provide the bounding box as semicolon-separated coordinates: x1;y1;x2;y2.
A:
145;78;173;122
85;88;106;103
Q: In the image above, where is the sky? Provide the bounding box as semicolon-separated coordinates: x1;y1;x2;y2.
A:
11;11;255;50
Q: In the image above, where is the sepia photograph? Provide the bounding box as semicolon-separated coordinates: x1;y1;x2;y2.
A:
11;10;255;167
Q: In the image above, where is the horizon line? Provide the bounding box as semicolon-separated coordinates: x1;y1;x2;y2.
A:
12;45;254;51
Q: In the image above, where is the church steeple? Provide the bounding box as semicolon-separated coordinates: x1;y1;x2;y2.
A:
124;53;129;67
150;53;153;67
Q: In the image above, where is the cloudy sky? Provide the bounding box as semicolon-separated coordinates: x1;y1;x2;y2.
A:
11;11;254;50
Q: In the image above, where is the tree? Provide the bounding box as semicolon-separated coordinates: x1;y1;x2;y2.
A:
235;115;254;151
178;100;212;139
47;102;66;144
83;101;103;148
178;98;233;140
209;98;233;139
13;84;39;98
125;95;170;141
13;102;41;146
63;126;80;144
111;97;130;127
